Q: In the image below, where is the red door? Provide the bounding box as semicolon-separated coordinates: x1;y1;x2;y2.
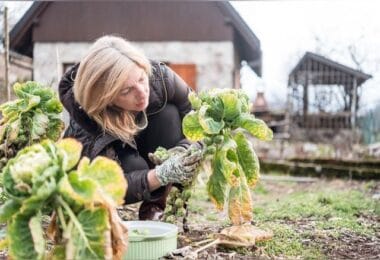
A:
168;64;197;91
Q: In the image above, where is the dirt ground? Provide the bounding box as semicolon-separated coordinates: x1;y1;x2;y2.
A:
117;177;380;259
164;177;379;259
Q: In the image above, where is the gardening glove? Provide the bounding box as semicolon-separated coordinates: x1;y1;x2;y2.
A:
148;146;187;165
155;148;203;186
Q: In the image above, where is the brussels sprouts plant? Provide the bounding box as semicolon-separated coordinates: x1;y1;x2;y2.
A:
0;81;64;172
0;138;128;260
182;89;273;225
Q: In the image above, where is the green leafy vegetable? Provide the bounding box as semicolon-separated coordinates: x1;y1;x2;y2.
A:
0;81;64;173
181;88;273;225
0;138;129;260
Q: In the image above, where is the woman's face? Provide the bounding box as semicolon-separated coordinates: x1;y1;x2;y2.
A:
112;65;150;112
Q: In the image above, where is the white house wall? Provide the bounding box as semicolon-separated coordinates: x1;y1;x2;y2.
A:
137;42;234;91
33;41;234;92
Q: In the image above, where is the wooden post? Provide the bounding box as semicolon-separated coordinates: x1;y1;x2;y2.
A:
351;77;358;128
3;5;10;101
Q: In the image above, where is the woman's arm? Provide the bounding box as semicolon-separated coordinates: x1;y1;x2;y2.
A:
163;64;193;119
147;170;161;191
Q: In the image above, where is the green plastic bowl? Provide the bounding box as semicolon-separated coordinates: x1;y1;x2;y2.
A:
124;221;178;260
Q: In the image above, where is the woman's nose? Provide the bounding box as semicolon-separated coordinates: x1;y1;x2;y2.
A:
135;83;146;97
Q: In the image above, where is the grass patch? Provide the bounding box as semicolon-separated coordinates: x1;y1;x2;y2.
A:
254;190;376;231
252;182;269;195
187;179;378;258
256;222;325;259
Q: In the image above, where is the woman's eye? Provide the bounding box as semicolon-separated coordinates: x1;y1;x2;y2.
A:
122;88;132;95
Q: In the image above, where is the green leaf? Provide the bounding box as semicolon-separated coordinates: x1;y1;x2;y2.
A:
29;214;45;259
21;174;56;215
58;171;97;207
56;138;83;171
215;138;240;186
43;99;63;114
234;132;260;187
31;165;59;192
0;99;23;121
3;144;52;198
31;111;49;140
0;200;21;223
66;207;110;260
206;96;224;122
235;113;273;141
8;213;41;260
237;91;250;113
188;92;202;110
46;117;64;141
198;105;224;135
7;119;21;143
49;245;66;260
76;157;127;205
219;91;242;121
182;111;205;141
228;175;253;225
207;153;228;211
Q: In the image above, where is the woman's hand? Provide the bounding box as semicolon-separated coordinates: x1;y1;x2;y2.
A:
155;148;202;186
148;146;187;165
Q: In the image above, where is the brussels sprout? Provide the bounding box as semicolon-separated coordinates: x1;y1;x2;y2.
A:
174;198;184;208
213;135;224;144
165;215;176;224
203;137;213;146
182;189;192;200
176;208;186;217
205;145;216;155
164;205;173;214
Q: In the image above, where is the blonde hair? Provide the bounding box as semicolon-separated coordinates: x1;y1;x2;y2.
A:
73;35;151;142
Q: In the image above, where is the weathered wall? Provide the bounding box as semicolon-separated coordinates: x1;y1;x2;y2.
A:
0;51;33;104
33;41;234;92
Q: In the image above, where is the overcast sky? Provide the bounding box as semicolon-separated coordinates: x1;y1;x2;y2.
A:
3;0;380;112
231;0;380;111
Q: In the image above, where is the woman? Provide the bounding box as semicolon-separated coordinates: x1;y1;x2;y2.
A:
59;35;202;220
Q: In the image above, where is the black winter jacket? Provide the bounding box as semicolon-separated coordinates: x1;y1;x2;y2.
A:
58;61;192;204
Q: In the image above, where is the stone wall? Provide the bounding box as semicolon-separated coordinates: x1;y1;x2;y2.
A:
34;41;234;92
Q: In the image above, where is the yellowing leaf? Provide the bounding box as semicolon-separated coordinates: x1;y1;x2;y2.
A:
228;175;253;225
234;132;260;187
236;113;273;141
182;111;205;141
56;138;83;171
219;224;273;247
216;139;239;186
58;171;98;207
77;157;127;205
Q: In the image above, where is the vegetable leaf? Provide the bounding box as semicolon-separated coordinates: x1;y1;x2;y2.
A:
234;131;260;187
182;111;205;141
235;113;273;141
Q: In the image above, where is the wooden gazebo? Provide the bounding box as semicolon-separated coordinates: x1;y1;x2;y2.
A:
288;52;371;129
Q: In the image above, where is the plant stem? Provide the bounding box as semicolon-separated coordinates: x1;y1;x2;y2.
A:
56;196;97;257
57;206;67;231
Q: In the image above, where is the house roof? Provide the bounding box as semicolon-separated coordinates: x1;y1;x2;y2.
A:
10;1;261;74
289;52;372;86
